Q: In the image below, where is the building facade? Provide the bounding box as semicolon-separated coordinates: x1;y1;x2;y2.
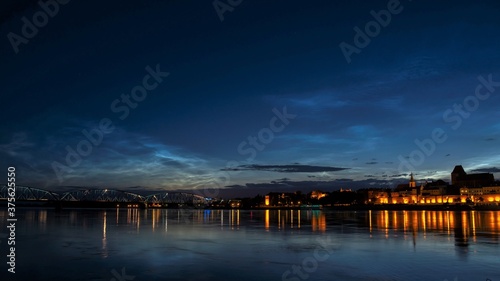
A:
374;166;499;205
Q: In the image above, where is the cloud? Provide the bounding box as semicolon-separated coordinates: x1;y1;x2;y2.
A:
266;92;349;111
221;164;348;173
0;132;35;159
335;178;353;182
0;126;215;190
157;157;190;169
471;167;500;173
277;178;290;181
396;56;448;80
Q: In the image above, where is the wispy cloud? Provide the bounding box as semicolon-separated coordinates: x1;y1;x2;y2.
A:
0;132;34;159
221;164;348;173
470;167;500;173
0;125;216;190
266;92;349;111
396;56;448;81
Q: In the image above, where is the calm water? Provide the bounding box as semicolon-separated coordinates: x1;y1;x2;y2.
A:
1;209;499;281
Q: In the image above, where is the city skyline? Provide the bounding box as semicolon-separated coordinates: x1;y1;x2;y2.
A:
1;0;500;197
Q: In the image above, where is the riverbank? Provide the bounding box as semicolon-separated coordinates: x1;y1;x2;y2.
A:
322;203;500;211
2;200;500;211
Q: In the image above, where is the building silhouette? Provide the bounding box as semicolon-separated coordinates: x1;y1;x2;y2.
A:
451;165;495;187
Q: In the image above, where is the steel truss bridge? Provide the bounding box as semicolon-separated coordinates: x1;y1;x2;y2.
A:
0;185;211;206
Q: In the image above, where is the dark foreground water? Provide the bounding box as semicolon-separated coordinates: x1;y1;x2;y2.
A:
1;209;499;281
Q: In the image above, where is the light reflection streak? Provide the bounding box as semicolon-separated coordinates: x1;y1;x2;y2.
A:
165;210;168;233
446;211;451;235
403;211;408;234
278;210;281;229
265;210;269;231
231;209;235;229
221;210;224;229
384;210;389;238
38;210;47;232
369;210;372;234
471;211;476;242
422;210;427;237
102;211;108;258
237;210;240;228
311;211;326;232
393;211;397;230
298;210;301;229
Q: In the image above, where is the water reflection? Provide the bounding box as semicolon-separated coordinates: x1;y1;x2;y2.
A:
365;210;500;247
7;209;500;252
83;209;500;244
1;209;498;281
102;211;107;258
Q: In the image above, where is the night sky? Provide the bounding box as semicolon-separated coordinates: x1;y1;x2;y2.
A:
1;0;500;197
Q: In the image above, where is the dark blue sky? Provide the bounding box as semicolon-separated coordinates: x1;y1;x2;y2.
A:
1;0;500;197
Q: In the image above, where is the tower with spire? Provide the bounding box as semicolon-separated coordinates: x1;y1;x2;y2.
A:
409;173;416;188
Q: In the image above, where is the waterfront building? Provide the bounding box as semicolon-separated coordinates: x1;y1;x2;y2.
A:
367;189;390;204
375;165;500;205
451;165;495;187
310;190;327;199
263;192;303;207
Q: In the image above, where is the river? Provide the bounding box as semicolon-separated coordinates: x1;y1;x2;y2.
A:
0;209;499;281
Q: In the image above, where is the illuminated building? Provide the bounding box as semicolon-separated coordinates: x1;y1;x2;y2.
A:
262;192;304;207
391;173;420;204
228;200;241;208
367;189;390;204
373;165;500;205
461;186;500;203
310;190;327;199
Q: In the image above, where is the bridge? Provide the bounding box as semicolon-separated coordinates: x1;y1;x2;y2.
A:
0;185;213;207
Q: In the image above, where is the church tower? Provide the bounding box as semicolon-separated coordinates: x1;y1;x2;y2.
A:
409;173;416;188
451;165;466;186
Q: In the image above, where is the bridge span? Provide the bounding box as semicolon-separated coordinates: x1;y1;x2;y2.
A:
0;185;213;208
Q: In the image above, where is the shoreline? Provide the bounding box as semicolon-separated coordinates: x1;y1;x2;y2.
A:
2;200;500;211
